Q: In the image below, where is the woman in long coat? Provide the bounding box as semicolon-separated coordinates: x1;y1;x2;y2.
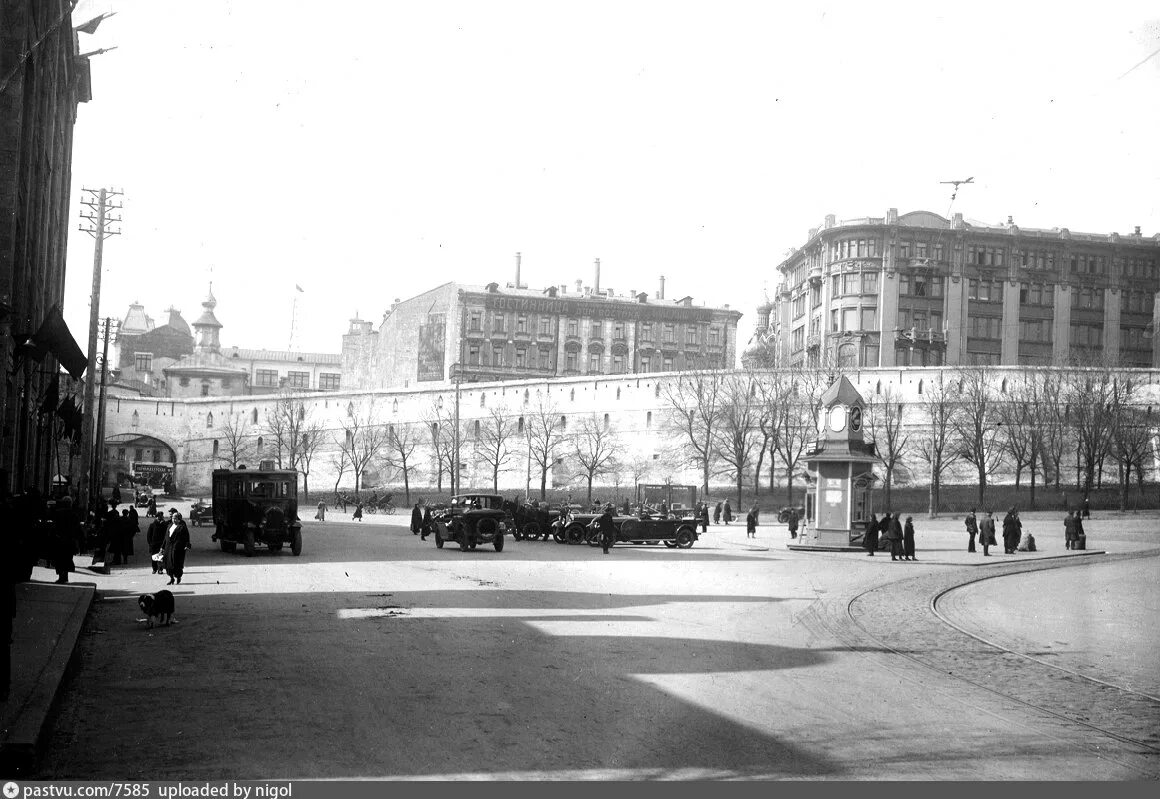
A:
883;513;904;561
713;502;722;525
1002;508;1021;554
147;514;167;574
163;512;191;585
723;500;733;524
903;516;917;560
862;513;879;556
410;500;424;534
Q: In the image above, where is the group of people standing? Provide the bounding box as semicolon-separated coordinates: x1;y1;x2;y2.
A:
409;498;434;540
861;512;917;560
964;508;1035;555
145;507;191;584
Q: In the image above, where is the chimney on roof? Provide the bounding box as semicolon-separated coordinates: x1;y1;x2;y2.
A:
1135;226;1142;236
594;258;601;293
515;252;522;288
659;275;666;300
824;214;836;229
560;283;567;294
575;279;583;293
1007;215;1014;226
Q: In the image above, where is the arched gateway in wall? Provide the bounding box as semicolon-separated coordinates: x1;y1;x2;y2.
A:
102;433;178;489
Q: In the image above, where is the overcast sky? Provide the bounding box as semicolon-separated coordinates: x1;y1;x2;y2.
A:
63;0;1160;357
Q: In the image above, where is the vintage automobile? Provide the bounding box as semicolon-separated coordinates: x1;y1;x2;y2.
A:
135;487;153;507
188;499;212;527
209;467;303;556
508;501;564;541
557;507;701;549
430;493;509;552
777;505;806;524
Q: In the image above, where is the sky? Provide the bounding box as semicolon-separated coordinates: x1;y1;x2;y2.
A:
62;0;1160;358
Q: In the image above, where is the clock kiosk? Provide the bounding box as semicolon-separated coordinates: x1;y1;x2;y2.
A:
791;375;878;551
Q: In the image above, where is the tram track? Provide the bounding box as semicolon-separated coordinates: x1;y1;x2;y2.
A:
794;550;1160;778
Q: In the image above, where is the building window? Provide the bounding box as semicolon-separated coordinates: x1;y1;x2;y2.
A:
612;355;624;374
492;346;504;366
640;355;651;372
287;371;310;388
255;369;278;387
662;356;674;371
686;324;697;342
613;322;625;339
640;322;653;341
517;315;527;333
468;345;480;365
212;440;219;456
646;411;652;429
470;311;482;331
494;314;506;333
515;348;527;368
860;308;878;330
201;383;211;397
588;353;601;373
179;377;190;387
591;321;602;339
567;318;578;337
843;273;861;294
708;327;720;345
862;272;878;294
792;328;805;351
221;378;232;390
206;412;214;428
662;323;675;343
319;373;341;390
811;284;822;307
566;352;578;371
861;343;880;367
135;353;153;372
539;316;552;336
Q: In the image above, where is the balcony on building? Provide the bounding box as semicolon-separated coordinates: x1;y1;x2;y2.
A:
808;263;823;285
806;332;821;350
895;326;946;349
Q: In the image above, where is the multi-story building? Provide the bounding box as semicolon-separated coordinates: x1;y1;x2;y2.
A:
113;303;194;394
748;208;1160;369
342;256;743;389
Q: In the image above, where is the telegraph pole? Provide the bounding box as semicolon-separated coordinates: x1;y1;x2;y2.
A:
77;187;122;509
91;318;118;502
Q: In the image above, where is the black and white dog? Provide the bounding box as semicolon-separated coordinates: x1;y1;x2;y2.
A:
138;589;177;628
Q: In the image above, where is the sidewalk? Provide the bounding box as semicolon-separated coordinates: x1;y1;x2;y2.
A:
1;578;94;774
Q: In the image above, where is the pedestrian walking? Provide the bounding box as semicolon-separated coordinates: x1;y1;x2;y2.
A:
147;513;167;574
316;500;327;522
787;507;799;539
163;510;191;585
965;509;978;553
980;511;995;556
723;500;733;525
1064;509;1077;550
863;513;879;556
1081;495;1091;519
410;499;424;534
713;502;722;525
698;502;709;533
353;501;363;522
146;495;157;517
49;497;83;584
746;504;758;538
903;516;917;560
883;512;904;561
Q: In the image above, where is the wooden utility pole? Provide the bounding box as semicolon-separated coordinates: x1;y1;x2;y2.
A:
91;318;117;501
77;187;122;509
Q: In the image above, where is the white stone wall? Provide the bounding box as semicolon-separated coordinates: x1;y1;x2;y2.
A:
99;366;1160;497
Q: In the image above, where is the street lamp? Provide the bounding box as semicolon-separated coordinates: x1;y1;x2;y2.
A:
450;363;462;495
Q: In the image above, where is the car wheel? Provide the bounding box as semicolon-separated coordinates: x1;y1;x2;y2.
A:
494;534;504;552
675;528;695;549
565;523;586;545
663;540;677;548
469;542;477;550
435;528;444;549
220;540;236;553
291;528;302;556
778;510;789;524
523;521;541;541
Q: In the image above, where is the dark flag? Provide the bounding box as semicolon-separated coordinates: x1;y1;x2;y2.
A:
57;398;83;443
30;305;88;379
39;375;60;416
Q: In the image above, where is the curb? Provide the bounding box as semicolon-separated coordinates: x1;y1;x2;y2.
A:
1;582;94;762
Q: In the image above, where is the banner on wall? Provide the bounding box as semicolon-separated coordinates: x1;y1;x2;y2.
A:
417;314;446;382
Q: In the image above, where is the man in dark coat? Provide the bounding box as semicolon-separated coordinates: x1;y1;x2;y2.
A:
965;509;978;552
163;511;191;585
980;511;995;556
1073;512;1086;550
596;503;617;554
713;502;722;524
787;508;799;539
863;513;879;556
884;513;904;561
723;500;733;524
1082;495;1091;519
420;503;434;541
1064;510;1077;550
745;505;759;538
49;497;84;583
111;484;121;508
1002;507;1022;554
698;502;710;533
411;500;424;535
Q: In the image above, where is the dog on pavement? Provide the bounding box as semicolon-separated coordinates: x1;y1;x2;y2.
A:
138;589;177;628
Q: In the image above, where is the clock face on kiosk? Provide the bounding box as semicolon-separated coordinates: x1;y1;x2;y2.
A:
828;405;847;433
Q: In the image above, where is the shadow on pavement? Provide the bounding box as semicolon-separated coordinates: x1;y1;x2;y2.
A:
34;588;841;780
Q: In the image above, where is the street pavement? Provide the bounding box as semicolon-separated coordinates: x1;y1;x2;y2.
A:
3;502;1158;780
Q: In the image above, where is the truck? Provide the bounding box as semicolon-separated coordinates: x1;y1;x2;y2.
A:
209;466;303;556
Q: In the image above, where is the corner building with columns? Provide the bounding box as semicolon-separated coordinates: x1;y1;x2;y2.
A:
759;209;1160;369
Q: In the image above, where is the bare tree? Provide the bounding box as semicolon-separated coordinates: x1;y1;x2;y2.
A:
423;400;456;493
952;368;1006;506
1065;365;1119;494
1039;371;1071;490
526;394;564;500
296;417;327;503
262;391;316;472
765;367;828;505
864;385;910;511
569;413;620;502
713;373;762;510
216;413;256;469
658;371;723;494
327;442;351;501
915;378;962;516
477;407;518;492
383;422;420;504
997;378;1049;509
338;397;390;497
1109;377;1152;511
